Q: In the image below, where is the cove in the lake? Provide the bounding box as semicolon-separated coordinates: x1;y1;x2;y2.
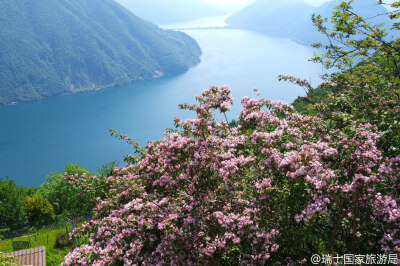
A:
0;23;325;186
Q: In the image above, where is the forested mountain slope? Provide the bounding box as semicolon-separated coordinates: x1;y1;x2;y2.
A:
0;0;201;106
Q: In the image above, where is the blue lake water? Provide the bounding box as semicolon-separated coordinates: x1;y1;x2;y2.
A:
0;26;325;186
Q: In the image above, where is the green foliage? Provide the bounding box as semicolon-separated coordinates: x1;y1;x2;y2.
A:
0;164;101;263
24;194;56;228
38;164;96;219
0;179;31;230
228;119;239;127
0;163;99;235
46;248;70;266
97;161;118;178
291;0;400;157
311;0;400;74
0;254;17;266
0;0;201;106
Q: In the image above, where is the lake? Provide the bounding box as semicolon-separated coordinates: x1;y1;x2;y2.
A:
0;19;325;186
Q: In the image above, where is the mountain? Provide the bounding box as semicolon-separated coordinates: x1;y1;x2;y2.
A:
226;0;392;45
0;0;201;107
115;0;226;25
225;0;315;41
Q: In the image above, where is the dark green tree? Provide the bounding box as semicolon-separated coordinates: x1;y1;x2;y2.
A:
0;178;29;230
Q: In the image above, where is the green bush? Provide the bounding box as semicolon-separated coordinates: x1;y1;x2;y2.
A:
0;178;29;230
38;164;96;219
0;254;17;266
24;194;56;228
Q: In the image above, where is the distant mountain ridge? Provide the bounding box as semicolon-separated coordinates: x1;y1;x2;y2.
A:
0;0;201;107
226;0;314;42
226;0;393;45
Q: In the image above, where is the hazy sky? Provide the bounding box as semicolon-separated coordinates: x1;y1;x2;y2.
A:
204;0;251;3
203;0;397;7
203;0;330;6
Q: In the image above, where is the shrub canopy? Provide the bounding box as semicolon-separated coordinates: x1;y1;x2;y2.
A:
62;85;399;265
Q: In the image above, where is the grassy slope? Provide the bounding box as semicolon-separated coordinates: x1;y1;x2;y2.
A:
0;225;82;265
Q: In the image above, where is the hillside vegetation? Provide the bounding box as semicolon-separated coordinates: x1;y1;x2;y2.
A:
0;0;201;106
0;163;114;265
1;1;400;264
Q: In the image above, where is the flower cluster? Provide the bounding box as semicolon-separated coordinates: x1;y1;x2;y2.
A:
63;86;399;265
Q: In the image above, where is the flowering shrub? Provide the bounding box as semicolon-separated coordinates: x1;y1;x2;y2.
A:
62;86;399;265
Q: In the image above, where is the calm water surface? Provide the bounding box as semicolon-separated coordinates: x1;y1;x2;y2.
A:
0;24;324;186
